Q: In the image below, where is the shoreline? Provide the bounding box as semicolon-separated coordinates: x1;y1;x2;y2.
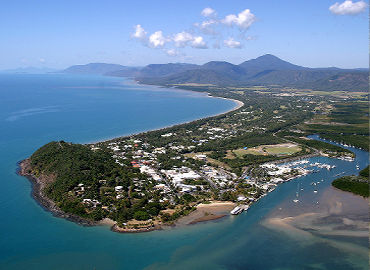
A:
17;158;239;233
16;83;359;234
15;84;245;233
17;159;97;227
16;83;246;233
87;88;244;144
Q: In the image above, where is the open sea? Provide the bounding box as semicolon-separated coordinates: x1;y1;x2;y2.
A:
0;74;368;270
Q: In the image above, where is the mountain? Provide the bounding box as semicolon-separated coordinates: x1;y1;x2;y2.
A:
105;67;141;77
139;69;234;85
62;63;131;75
63;55;369;92
239;54;305;71
138;63;199;77
137;55;368;91
245;69;340;85
302;71;369;91
0;67;57;74
200;61;246;79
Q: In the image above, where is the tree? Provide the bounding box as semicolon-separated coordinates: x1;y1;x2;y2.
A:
133;210;150;221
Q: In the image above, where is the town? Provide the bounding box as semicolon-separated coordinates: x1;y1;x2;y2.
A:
60;89;355;230
22;87;364;232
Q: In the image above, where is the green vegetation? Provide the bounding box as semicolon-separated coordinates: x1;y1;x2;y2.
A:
134;55;368;92
24;80;368;229
30;141;166;223
332;166;369;197
359;165;369;178
301;102;369;151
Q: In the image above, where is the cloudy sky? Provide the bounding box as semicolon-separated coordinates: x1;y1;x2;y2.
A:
1;0;368;69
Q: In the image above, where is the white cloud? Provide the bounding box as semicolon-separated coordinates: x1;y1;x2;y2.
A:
224;38;242;49
39;58;46;63
173;31;194;47
201;7;216;17
149;31;167;48
172;32;208;49
222;9;256;30
196;19;218;35
329;0;367;15
191;36;208;49
132;7;258;52
166;49;179;56
132;24;147;40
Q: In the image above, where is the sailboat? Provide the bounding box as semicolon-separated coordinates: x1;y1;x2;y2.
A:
293;182;300;203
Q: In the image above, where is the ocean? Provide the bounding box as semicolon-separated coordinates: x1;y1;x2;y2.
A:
0;74;368;270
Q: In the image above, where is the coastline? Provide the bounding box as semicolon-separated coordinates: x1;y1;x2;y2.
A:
87;89;244;144
16;89;244;233
17;159;97;227
17;159;239;233
16;82;361;234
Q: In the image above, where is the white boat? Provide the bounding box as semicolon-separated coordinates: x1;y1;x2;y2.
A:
313;190;318;193
230;206;243;215
293;183;300;203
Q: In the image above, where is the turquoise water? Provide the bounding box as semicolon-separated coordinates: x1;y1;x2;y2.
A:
0;74;368;269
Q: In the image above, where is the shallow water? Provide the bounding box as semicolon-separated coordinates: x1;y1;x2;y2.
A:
0;75;368;270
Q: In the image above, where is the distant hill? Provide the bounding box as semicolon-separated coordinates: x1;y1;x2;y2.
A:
239;54;305;71
138;63;199;77
245;69;340;85
302;71;369;91
137;55;369;91
140;69;234;85
200;61;246;79
63;55;369;91
62;63;135;75
105;67;141;77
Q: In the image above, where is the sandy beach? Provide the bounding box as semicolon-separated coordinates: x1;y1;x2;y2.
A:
175;201;236;226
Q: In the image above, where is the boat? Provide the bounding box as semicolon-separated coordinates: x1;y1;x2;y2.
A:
230;206;243;215
356;165;360;170
313;190;318;193
293;182;300;203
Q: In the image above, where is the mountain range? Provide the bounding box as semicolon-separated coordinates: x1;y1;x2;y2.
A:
61;55;368;92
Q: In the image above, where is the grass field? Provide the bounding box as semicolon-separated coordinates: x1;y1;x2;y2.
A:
227;143;301;158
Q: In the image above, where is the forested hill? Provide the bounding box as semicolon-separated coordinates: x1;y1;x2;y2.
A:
62;63;140;76
62;55;369;92
28;141;147;221
136;55;368;91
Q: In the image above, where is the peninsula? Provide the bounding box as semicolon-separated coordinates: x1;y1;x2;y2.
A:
18;56;369;233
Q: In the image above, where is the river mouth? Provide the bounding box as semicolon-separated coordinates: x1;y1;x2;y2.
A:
258;137;369;270
262;186;369;270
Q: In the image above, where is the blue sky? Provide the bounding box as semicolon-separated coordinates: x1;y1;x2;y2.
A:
1;0;368;69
